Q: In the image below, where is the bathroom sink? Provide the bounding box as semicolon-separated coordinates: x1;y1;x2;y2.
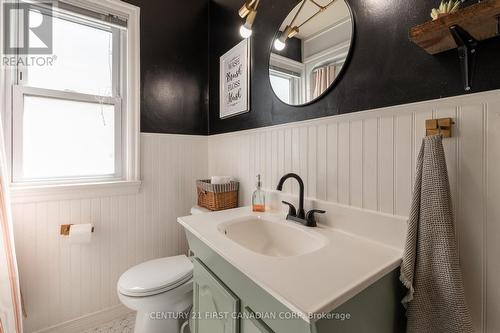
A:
217;216;327;257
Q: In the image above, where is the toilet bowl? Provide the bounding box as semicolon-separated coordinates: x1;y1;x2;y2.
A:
118;255;193;333
118;206;208;333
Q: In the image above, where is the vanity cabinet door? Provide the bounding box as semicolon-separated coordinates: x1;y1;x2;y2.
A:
241;306;275;333
192;258;240;333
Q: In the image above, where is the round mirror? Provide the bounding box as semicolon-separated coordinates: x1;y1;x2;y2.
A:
269;0;354;106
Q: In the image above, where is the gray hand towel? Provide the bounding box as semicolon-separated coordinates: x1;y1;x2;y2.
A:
400;135;473;333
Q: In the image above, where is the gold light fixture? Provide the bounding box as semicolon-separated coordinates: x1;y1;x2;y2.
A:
239;0;260;38
239;0;256;18
274;0;337;50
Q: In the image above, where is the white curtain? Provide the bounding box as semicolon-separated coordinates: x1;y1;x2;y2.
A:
0;1;23;329
311;64;337;99
0;129;22;333
0;115;23;333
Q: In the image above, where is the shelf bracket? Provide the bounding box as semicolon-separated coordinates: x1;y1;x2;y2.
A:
449;25;478;91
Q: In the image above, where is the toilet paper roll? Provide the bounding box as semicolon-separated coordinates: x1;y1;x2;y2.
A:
68;224;93;244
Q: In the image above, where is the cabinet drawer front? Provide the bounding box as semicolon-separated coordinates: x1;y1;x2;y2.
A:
193;258;240;333
242;306;275;333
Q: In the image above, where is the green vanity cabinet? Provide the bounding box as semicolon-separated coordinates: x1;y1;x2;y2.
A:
241;306;275;333
192;258;240;333
187;230;405;333
193;257;276;333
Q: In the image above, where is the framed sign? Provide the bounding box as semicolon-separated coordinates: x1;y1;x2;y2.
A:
219;38;250;119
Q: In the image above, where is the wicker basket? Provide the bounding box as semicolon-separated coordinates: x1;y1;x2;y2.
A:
196;179;239;211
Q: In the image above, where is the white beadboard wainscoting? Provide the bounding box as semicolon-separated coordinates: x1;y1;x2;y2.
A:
11;133;208;333
9;89;500;333
208;89;500;333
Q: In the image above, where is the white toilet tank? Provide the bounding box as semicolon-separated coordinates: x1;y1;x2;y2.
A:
190;205;210;215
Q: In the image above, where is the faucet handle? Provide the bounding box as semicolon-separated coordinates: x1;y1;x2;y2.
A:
305;209;326;227
281;201;297;217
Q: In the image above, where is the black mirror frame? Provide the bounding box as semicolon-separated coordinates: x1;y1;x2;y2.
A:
267;0;356;108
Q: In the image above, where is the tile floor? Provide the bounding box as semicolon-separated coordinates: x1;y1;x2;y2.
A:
82;312;135;333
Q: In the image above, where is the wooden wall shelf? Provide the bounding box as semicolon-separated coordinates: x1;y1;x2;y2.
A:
410;0;500;55
409;0;500;91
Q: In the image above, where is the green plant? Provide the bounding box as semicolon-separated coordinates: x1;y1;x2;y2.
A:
431;0;461;20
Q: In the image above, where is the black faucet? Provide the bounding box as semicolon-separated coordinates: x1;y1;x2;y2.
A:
276;173;325;227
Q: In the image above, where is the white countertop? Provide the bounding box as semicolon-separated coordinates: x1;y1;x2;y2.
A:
178;203;407;323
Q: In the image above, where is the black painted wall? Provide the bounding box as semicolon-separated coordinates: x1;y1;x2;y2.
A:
124;0;209;135
208;0;500;135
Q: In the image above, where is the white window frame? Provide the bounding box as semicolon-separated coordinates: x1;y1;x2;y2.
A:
0;0;141;203
269;53;305;104
269;69;301;105
12;86;123;183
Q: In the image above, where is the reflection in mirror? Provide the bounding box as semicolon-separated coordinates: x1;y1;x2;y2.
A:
269;0;353;106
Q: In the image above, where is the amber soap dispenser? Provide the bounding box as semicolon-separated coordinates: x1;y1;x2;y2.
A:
252;174;266;212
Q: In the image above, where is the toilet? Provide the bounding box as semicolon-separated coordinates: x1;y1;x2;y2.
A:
117;206;209;333
118;255;193;333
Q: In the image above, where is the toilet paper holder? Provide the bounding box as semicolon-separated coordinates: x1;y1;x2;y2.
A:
60;224;95;236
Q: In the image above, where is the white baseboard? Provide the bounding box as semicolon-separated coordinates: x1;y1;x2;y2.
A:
33;304;134;333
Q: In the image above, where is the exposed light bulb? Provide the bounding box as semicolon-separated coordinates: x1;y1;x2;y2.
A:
273;38;286;51
240;24;253;38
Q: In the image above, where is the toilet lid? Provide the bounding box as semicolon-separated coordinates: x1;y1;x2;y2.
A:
118;255;193;297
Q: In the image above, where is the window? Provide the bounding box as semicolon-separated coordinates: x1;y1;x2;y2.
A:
15;91;119;180
3;0;141;191
270;74;291;103
269;69;300;105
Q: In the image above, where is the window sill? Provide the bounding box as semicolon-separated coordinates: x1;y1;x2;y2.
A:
9;180;142;204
